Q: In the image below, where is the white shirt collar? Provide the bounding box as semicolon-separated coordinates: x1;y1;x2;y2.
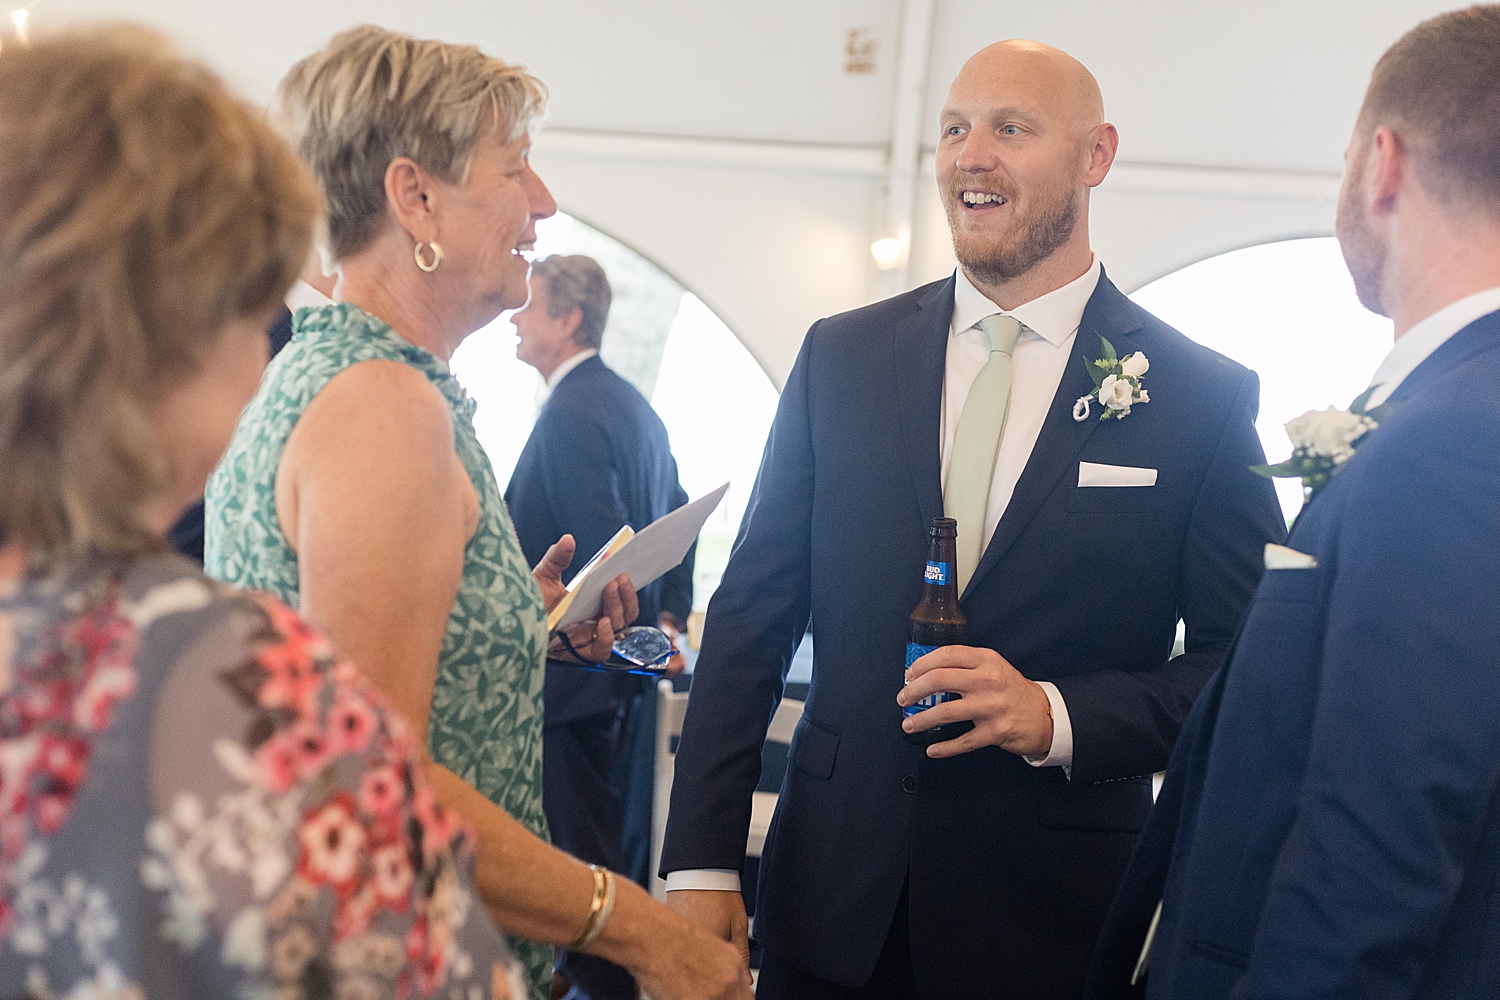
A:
546;349;599;389
950;255;1102;345
1365;286;1500;407
284;279;332;313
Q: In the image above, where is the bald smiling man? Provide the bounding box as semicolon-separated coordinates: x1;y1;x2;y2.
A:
660;41;1284;998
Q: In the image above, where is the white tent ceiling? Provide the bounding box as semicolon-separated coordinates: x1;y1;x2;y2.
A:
25;0;1461;381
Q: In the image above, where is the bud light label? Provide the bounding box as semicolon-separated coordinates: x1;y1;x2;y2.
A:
923;561;951;586
902;642;957;719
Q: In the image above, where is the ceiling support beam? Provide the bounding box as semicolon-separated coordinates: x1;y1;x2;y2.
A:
878;0;938;295
534;128;887;176
533;128;1341;202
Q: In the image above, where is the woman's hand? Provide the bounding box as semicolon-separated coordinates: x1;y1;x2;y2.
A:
532;535;577;612
587;877;754;1000
536;534;640;663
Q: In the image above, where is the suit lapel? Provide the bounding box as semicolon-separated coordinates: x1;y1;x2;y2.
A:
894;278;956;532
962;272;1147;600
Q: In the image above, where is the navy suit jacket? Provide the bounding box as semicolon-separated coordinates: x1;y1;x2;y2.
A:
661;272;1284;996
505;354;693;727
1086;310;1500;1000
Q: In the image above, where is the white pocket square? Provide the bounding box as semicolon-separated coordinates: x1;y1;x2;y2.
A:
1078;462;1158;488
1264;543;1319;570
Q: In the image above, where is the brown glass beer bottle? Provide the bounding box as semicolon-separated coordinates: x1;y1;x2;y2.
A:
903;517;970;747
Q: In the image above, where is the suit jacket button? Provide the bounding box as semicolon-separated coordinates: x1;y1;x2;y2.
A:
901;775;917;793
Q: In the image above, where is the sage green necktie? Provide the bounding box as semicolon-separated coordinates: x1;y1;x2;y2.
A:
946;313;1024;591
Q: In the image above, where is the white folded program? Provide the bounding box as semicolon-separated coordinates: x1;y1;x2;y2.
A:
1077;461;1159;488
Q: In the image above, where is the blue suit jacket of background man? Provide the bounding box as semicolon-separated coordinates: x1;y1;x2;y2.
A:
505;353;693;727
1086;310;1500;1000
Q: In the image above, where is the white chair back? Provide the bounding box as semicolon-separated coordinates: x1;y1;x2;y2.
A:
747;697;804;858
651;679;691;900
649;683;806;898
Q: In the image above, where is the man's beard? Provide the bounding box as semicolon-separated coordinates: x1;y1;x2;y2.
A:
1335;160;1388;315
946;184;1080;286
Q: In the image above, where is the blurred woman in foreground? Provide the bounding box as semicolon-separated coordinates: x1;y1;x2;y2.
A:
204;25;749;1000
0;27;522;998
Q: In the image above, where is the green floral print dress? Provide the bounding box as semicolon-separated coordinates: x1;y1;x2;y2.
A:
204;303;553;998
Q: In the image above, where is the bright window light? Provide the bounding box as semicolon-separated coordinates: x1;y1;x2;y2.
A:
449;212;777;609
1129;237;1393;523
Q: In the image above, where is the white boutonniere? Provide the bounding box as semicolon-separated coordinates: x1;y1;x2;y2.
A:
1074;336;1150;422
1251;388;1391;497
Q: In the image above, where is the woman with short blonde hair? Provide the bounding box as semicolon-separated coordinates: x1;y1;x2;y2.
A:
0;26;523;999
206;25;748;1000
277;24;548;264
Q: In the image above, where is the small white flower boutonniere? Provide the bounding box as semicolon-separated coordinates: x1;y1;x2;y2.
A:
1074;336;1150;422
1251;388;1391;498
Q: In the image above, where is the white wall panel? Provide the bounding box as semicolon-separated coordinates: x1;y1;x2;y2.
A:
40;0;1460;167
925;0;1461;174
1089;187;1336;295
531;143;881;387
21;0;1450;385
44;0;905;143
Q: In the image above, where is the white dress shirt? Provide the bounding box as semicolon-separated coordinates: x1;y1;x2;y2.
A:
1364;286;1500;408
943;259;1100;775
284;278;333;313
665;260;1101;893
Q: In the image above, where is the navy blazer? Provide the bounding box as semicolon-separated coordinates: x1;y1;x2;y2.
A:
505;355;693;727
662;272;1284;996
1086;311;1500;1000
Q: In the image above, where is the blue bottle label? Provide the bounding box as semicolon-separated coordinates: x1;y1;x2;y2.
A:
903;642;957;719
923;561;951;586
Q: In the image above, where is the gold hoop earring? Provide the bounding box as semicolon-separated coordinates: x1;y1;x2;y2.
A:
414;240;443;272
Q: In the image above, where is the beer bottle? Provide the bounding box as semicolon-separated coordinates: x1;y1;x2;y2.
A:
903;517;970;747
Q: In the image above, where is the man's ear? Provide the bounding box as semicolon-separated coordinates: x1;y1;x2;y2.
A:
563;307;585;343
384;156;440;241
1367;126;1405;217
1084;122;1119;189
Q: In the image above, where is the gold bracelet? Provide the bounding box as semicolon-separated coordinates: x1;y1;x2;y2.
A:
569;865;617;950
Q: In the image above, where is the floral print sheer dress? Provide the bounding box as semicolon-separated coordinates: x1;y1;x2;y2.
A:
0;552;519;1000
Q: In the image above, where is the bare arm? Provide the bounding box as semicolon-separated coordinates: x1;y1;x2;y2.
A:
427;763;750;998
276;360;748;999
279;360;469;742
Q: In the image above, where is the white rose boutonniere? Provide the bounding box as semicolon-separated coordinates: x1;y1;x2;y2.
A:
1074;336;1150;422
1252;387;1391;497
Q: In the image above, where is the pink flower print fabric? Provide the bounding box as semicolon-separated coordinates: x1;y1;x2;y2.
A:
0;554;520;1000
0;575;137;937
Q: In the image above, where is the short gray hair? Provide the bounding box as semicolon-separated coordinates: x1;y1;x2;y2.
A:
531;255;612;350
275;24;548;260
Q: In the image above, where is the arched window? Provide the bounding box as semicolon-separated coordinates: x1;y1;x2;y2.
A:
449;211;779;610
1129;237;1393;523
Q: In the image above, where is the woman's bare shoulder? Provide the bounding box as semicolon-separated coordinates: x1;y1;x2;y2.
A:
274;357;474;554
289;359;455;468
